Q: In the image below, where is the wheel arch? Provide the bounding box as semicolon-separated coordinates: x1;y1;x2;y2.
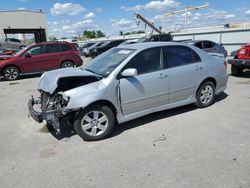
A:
1;64;21;75
197;77;217;93
86;100;118;117
61;59;75;67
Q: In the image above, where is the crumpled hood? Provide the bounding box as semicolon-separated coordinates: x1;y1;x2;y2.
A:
38;68;97;94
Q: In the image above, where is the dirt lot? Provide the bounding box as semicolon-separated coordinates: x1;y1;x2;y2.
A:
0;62;250;188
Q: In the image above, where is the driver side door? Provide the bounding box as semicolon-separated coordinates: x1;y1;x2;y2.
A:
119;47;169;115
19;45;46;73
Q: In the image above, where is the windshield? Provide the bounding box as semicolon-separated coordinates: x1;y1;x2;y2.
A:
83;48;135;77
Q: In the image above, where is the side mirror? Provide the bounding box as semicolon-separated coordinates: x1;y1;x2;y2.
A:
25;53;31;58
121;68;137;78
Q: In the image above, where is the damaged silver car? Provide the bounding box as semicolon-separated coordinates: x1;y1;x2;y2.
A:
28;42;228;141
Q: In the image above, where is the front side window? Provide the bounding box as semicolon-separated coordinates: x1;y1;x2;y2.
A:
44;44;61;54
163;46;201;68
26;46;42;55
123;47;162;75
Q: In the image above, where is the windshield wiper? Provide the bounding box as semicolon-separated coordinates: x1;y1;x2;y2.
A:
85;69;104;78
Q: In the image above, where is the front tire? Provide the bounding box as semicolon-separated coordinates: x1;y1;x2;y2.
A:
195;81;215;108
74;105;115;141
2;66;20;81
231;64;242;77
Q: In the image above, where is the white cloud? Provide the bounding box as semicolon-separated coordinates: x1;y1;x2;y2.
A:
96;7;103;12
121;5;144;12
225;14;235;19
50;3;86;16
245;10;250;15
18;0;27;2
153;14;163;20
144;0;180;11
111;19;133;28
17;7;26;10
121;0;180;12
84;12;95;19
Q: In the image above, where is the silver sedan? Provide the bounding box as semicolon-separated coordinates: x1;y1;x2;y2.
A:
29;42;228;141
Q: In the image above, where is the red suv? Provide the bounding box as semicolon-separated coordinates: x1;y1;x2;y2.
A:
0;42;83;80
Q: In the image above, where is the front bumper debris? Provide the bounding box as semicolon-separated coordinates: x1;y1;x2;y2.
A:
28;96;61;132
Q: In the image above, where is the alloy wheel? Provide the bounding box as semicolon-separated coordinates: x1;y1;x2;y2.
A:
80;111;109;136
4;67;19;80
200;85;214;104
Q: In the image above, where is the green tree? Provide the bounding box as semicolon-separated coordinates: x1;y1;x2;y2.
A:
96;30;105;38
119;31;123;36
83;30;106;38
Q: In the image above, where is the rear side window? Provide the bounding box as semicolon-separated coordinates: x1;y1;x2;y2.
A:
123;47;162;75
45;44;61;53
161;34;172;41
61;44;72;51
202;41;214;49
163;46;201;68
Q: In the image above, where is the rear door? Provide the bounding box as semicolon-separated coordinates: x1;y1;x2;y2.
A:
43;44;63;70
163;45;204;103
119;47;169;115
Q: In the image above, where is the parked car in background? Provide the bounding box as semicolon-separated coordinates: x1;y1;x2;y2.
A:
118;39;138;46
0;38;27;49
28;42;228;141
84;41;104;57
0;41;82;80
79;42;95;56
89;39;125;58
137;33;173;43
227;43;250;76
183;40;227;58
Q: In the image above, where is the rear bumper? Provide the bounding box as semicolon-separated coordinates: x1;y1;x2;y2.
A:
227;59;250;68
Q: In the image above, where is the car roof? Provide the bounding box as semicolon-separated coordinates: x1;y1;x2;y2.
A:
117;42;190;51
182;40;213;44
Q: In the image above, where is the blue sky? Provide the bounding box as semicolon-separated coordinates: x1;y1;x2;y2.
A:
2;0;250;38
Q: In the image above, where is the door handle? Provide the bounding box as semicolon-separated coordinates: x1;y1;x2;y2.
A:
159;73;168;79
195;65;203;70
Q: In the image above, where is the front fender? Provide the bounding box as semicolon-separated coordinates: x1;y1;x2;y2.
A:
64;78;119;112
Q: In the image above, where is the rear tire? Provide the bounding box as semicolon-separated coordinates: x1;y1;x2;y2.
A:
74;104;115;141
61;61;75;68
231;64;242;77
195;81;215;108
2;66;20;81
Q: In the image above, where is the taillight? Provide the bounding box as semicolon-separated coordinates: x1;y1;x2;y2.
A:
224;60;227;68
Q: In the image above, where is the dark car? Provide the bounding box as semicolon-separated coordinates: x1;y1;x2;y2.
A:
137;33;173;43
0;42;82;81
183;40;227;58
89;40;125;58
79;42;95;56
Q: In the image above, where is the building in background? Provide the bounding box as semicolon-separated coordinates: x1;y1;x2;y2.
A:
0;10;48;42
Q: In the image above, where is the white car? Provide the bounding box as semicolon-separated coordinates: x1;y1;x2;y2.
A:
29;42;228;141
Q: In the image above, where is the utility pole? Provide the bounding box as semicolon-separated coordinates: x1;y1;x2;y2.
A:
163;4;209;32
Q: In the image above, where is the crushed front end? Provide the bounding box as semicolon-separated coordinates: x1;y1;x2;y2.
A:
28;91;71;133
